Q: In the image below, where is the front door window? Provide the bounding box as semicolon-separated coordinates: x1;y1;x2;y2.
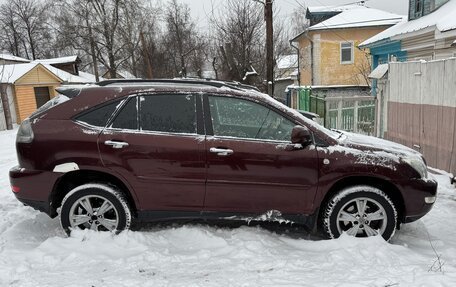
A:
209;96;294;141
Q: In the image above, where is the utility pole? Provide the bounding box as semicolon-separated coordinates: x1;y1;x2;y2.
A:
253;0;274;96
265;0;274;97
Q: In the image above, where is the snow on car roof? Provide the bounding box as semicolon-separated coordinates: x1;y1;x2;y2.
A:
360;0;456;46
309;7;404;31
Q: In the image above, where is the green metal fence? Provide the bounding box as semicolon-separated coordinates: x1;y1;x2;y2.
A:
298;88;311;111
291;87;375;135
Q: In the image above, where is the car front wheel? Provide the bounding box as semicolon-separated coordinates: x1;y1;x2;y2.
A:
323;185;397;241
60;183;131;235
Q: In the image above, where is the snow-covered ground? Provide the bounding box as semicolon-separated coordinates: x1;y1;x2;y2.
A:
1;128;456;286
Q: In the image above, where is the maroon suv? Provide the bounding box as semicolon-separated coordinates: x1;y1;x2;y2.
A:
9;79;437;240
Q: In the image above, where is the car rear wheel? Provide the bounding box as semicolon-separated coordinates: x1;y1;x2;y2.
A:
60;183;131;235
323;185;397;241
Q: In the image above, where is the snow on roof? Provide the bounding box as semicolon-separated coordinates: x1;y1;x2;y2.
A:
307;4;364;14
34;55;79;65
0;63;40;83
277;54;298;69
117;70;137;79
43;64;92;83
360;0;456;46
368;63;388;79
309;7;404;31
0;63;92;84
0;54;30;63
78;71;105;82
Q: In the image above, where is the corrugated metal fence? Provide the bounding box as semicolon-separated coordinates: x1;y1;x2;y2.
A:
386;58;456;173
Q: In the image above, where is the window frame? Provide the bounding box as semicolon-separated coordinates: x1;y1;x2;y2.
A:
340;41;354;64
415;0;423;17
108;96;139;131
203;94;305;143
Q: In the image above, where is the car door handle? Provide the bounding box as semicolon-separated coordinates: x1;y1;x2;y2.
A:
104;140;129;149
209;147;234;156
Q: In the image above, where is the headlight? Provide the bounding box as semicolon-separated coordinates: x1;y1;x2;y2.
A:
402;156;428;179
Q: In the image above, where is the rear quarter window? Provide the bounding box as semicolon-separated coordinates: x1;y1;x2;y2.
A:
76;100;121;127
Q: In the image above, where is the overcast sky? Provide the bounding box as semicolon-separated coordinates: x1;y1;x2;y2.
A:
180;0;409;29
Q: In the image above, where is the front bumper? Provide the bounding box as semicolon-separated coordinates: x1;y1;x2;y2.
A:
9;165;62;217
398;177;438;223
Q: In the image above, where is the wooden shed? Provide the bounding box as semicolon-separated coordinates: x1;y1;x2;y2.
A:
1;63;62;125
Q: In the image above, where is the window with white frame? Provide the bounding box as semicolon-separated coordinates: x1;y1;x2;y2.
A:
340;42;354;64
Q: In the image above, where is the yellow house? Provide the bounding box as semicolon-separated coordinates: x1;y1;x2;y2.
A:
1;61;97;129
291;5;404;86
0;63;63;125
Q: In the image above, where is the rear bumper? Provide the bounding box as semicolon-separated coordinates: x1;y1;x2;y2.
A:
9;165;61;217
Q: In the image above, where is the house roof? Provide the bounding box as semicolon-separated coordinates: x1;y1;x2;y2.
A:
309;7;405;31
34;55;80;65
1;63;94;84
306;4;363;14
360;0;456;46
0;53;30;63
0;63;62;84
368;63;388;79
43;64;92;83
78;71;105;82
277;54;298;69
117;70;137;79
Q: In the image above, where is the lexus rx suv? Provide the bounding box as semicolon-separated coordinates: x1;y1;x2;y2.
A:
9;79;438;240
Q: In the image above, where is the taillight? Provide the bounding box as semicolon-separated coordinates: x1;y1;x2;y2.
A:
16;118;34;143
11;186;20;193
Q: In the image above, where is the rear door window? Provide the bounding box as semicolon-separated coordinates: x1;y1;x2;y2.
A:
139;94;196;134
208;96;294;141
110;97;138;130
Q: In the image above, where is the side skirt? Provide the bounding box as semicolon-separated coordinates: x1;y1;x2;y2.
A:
135;210;318;231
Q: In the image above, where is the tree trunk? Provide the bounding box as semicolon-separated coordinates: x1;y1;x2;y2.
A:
0;84;14;130
140;31;153;78
108;52;116;78
87;21;100;82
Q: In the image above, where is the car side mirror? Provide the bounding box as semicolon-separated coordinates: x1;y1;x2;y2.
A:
291;125;312;145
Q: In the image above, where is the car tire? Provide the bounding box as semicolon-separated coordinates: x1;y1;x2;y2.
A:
323;185;397;241
60;183;131;236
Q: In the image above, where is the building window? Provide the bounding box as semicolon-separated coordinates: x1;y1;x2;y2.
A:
415;0;423;17
340;42;354;64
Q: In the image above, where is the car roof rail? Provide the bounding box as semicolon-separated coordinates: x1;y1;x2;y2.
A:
96;78;260;92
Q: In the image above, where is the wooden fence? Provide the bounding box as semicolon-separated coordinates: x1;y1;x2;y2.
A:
385;58;456;174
